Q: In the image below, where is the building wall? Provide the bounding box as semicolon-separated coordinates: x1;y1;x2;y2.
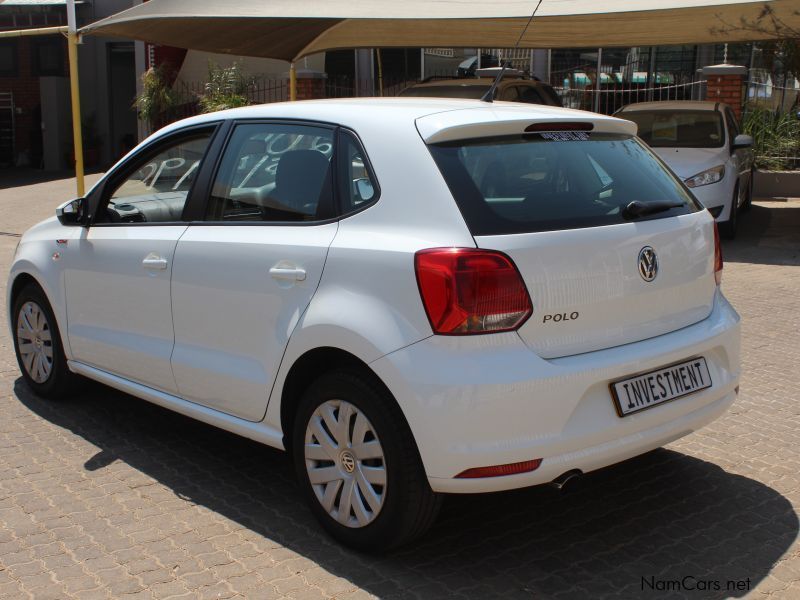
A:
175;50;325;84
0;8;69;167
0;0;139;169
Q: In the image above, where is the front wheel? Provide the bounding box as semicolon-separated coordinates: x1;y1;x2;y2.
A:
12;283;80;399
719;183;740;240
293;369;441;552
741;168;755;212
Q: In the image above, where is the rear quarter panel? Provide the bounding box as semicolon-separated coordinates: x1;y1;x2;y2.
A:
264;116;476;431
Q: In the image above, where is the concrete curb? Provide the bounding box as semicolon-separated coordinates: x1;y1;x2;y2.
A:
753;170;800;199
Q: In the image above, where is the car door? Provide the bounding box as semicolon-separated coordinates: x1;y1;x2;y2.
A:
170;121;340;421
64;125;217;393
724;106;752;195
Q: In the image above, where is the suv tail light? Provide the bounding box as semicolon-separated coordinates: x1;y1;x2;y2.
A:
414;248;532;335
713;222;723;285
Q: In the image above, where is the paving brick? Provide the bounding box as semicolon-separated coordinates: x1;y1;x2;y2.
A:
1;179;800;599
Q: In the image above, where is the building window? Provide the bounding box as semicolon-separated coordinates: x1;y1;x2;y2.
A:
0;40;18;77
33;38;65;77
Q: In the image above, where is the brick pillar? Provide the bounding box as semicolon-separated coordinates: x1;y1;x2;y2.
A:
701;63;747;121
289;69;327;101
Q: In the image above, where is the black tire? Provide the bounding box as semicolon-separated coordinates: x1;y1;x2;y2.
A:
292;368;441;552
12;282;80;400
719;183;739;240
741;168;754;212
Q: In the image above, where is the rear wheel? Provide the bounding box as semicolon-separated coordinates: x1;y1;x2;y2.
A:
719;183;740;239
293;368;441;552
12;283;79;399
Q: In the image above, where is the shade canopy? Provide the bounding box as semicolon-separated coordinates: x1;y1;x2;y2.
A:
83;0;800;62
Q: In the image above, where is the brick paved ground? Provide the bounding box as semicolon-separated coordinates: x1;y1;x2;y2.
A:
0;174;798;599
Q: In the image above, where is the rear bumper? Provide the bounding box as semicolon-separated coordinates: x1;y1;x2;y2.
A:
370;289;740;493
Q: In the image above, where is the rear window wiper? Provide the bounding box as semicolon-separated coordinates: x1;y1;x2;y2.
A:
622;200;684;220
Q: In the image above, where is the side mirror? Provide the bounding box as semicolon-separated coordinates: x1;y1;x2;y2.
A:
354;178;375;202
56;197;88;226
732;134;754;151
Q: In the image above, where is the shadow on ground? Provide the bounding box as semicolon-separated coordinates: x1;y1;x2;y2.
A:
0;168;102;191
16;379;798;599
724;202;800;267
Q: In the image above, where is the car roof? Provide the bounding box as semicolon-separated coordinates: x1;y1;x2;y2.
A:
148;97;634;147
618;100;728;112
159;97;606;129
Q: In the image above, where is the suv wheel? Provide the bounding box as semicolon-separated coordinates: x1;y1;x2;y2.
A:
12;283;79;399
293;369;441;552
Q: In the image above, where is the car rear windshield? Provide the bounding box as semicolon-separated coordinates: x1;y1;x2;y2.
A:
400;85;488;99
428;133;700;236
621;110;725;148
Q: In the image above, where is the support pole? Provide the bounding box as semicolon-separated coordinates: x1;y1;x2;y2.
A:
647;46;657;102
593;48;603;113
289;62;297;101
376;49;383;97
66;0;84;196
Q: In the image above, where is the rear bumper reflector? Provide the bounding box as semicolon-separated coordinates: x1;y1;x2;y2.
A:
455;458;543;479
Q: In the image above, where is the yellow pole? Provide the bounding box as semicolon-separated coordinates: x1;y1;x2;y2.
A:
67;31;85;197
376;49;384;97
289;62;297;101
0;26;68;39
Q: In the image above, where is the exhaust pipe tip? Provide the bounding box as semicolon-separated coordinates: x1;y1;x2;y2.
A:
550;469;583;492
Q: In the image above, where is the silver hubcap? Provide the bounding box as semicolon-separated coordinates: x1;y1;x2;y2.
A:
16;301;53;384
304;400;387;528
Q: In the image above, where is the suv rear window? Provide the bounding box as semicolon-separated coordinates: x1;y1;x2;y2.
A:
428;133;700;235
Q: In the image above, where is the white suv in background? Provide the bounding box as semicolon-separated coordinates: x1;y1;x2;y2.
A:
615;101;754;238
8;99;741;551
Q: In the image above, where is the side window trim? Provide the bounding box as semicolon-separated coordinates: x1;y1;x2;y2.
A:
200;118;340;226
88;122;222;227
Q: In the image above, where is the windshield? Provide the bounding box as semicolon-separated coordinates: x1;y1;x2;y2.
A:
621;110;725;148
428;133;700;236
399;85;489;99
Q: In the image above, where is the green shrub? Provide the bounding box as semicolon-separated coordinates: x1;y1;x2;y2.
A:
133;65;181;129
199;62;254;113
742;105;800;171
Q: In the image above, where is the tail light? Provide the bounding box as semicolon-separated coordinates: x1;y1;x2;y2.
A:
713;222;723;285
414;248;532;335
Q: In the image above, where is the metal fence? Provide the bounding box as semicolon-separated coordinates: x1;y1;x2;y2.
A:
555;78;707;115
742;79;800;171
746;79;800;115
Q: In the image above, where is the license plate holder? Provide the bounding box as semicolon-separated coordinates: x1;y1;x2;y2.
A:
610;357;712;417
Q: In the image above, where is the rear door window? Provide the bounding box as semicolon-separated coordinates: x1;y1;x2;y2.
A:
206;122;334;222
338;130;379;216
428;133;700;235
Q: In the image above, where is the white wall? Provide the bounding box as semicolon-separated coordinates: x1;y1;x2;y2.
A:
175;51;326;84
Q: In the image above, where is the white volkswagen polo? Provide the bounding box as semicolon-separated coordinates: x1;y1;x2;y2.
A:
8;98;740;551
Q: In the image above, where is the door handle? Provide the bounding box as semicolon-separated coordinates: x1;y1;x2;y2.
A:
270;265;306;282
142;254;168;270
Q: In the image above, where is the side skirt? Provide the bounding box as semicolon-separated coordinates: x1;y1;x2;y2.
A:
68;361;286;450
